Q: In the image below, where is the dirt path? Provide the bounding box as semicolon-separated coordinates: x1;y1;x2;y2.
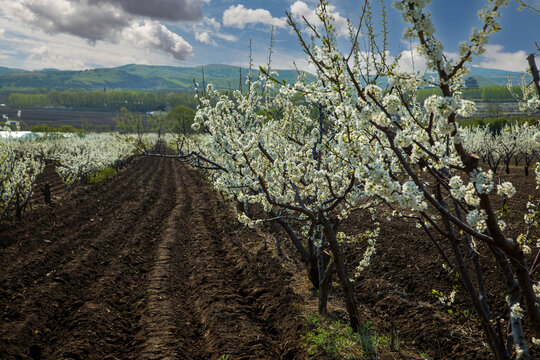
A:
0;157;303;360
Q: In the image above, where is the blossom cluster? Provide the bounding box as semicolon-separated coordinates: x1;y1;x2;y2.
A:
192;2;539;353
0;132;136;218
0;134;44;216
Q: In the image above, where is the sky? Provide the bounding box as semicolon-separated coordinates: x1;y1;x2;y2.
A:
0;0;538;72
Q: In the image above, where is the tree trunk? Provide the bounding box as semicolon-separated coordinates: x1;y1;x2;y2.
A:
308;238;320;290
511;255;540;338
43;183;52;205
272;215;309;264
318;262;333;315
270;220;284;258
321;218;361;332
491;247;529;359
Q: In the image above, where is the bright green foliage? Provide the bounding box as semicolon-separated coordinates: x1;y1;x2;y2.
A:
481;86;523;101
457;115;538;134
30;124;57;133
30;124;85;133
114;107;143;134
167;105;196;134
88;167;117;184
302;315;387;359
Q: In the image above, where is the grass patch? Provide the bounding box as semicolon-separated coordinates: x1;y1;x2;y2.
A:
302;314;392;359
89;167;117;184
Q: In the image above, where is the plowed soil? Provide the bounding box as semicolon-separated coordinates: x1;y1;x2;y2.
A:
2;157;539;360
0;157;303;360
341;167;540;359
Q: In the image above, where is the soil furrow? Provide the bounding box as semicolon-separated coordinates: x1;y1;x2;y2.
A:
137;158;200;360
43;158;177;359
0;157;149;277
0;158;303;360
0;157;156;298
0;158;169;358
169;165;301;359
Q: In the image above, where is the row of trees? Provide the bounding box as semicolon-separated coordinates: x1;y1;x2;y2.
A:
462;123;540;176
458;115;538;133
113;106;196;136
7;90;199;112
174;1;540;359
5;86;532;113
417;85;526;102
0;136;44;218
0;131;139;218
0;132;138;218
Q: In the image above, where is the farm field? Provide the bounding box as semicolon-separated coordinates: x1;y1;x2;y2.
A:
0;0;538;358
0;157;303;359
1;108;116;129
342;165;540;359
1;153;539;359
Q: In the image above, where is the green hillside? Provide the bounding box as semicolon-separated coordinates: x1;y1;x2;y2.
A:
0;66;27;75
463;75;500;87
467;67;531;86
0;63;531;92
0;64;315;91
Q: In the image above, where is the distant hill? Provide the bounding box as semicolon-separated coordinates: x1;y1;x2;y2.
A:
465;67;531;87
0;66;27;75
0;64;532;92
0;64;315;92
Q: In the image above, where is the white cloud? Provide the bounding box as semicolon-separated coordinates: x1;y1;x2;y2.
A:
1;0;129;43
227;51;315;73
477;45;529;72
396;46;428;73
0;0;198;62
395;43;459;73
0;17;184;70
195;31;214;45
122;20;193;61
202;16;221;31
215;33;238;42
0;28;4;39
223;4;287;29
289;1;350;37
29;45;49;58
27;44;88;70
191;16;237;46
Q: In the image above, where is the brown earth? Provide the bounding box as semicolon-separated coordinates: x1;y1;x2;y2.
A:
0;157;304;360
1;108;116;130
339;166;540;359
2;157;539;360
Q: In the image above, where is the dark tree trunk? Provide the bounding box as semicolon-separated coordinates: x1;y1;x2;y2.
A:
270;220;284;258
318;262;333;315
43;183;52;205
321;218;360;332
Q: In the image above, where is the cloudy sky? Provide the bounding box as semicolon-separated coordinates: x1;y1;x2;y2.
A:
0;0;538;72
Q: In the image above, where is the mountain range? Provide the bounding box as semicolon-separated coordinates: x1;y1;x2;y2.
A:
0;64;315;92
0;64;531;92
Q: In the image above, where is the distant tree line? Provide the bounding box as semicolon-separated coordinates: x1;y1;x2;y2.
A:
114;106;197;135
29;124;86;133
6;86;526;116
416;85;524;102
7;89;199;112
457;115;538;134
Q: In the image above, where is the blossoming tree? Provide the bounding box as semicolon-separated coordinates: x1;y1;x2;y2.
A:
267;0;540;358
183;0;540;357
192;75;384;330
